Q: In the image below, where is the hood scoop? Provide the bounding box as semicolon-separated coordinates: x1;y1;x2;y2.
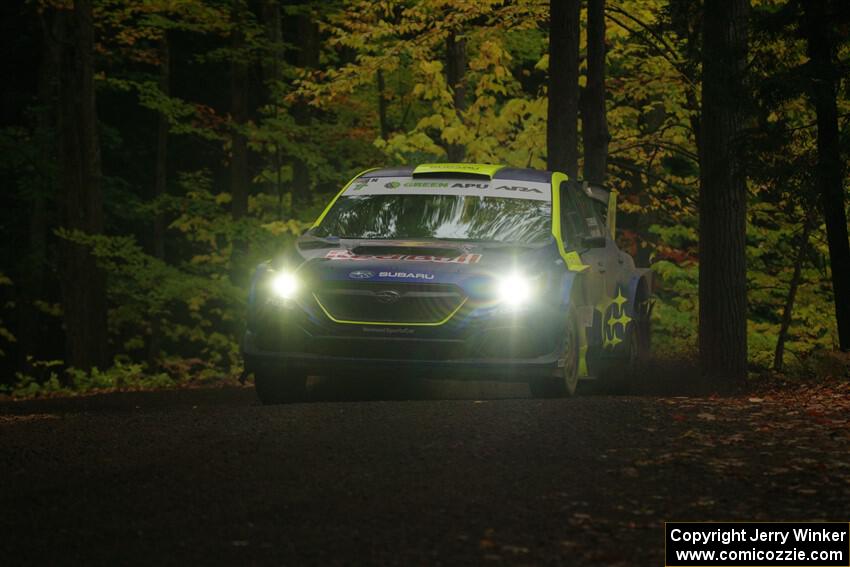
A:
351;245;465;258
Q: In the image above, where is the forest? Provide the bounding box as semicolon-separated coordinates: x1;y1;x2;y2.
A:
1;0;848;396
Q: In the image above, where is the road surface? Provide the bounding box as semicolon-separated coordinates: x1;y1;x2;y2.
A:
1;378;848;565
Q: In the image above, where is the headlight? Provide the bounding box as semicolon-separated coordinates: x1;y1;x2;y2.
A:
496;273;534;306
270;271;298;299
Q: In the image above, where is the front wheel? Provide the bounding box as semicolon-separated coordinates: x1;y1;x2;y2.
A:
599;310;650;394
529;315;579;398
254;369;307;405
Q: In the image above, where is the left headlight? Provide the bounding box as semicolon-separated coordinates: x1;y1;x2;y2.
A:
496;273;535;306
270;271;298;299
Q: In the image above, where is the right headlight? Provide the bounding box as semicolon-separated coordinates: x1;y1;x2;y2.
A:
496;273;535;306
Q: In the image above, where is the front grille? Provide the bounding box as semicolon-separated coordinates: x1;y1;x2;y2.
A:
314;281;466;324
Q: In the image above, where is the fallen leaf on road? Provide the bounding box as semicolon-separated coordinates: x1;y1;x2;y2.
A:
501;545;529;554
622;467;639;478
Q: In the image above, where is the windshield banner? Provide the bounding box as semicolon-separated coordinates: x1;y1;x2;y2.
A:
343;177;552;202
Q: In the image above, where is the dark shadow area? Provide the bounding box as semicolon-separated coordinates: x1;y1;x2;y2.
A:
628;358;719;396
305;374;530;403
305;357;727;402
579;356;737;397
0;385;255;416
0;357;738;414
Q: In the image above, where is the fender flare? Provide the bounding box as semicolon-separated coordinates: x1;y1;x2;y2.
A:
624;269;653;322
558;269;595;376
558;269;582;309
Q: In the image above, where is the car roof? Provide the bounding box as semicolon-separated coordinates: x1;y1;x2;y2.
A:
357;163;553;184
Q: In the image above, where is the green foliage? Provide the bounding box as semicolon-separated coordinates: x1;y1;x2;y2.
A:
1;0;848;396
652;260;698;356
50;170;314;382
649;204;841;371
1;359;180;398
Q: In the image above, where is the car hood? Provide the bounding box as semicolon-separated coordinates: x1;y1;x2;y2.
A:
287;236;560;287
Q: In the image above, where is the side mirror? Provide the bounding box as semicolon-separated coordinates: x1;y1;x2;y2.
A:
581;235;607;249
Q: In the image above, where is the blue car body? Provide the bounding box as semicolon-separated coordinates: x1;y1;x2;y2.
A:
242;163;651;399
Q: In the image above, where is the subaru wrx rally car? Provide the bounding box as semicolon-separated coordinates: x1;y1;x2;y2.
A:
243;163;652;403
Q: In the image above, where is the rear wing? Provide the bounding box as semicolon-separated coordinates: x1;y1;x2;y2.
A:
580;181;618;239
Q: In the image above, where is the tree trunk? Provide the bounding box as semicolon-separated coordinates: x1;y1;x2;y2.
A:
261;0;283;88
377;69;389;141
153;35;169;259
230;5;250;221
445;32;467;162
774;220;812;371
804;0;850;351
698;0;750;382
291;10;319;202
261;0;285;218
547;0;580;177
18;10;61;365
58;0;108;371
582;0;609;185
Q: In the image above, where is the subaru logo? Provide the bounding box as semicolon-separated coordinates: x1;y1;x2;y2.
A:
374;290;402;304
348;270;374;279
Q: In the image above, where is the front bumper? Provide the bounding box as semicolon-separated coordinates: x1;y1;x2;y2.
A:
243;339;561;380
243;278;570;380
242;304;566;381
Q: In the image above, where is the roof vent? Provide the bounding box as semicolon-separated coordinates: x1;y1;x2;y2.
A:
412;163;504;179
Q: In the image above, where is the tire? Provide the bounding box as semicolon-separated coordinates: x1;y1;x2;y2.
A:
529;314;579;398
600;296;650;394
628;307;651;391
254;368;307;405
635;307;651;365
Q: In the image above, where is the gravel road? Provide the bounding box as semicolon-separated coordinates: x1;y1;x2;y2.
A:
1;379;848;566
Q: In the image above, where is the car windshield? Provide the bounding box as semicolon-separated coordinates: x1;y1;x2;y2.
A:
314;177;552;244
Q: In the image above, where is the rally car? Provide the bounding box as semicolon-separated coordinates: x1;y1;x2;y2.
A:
243;163;652;403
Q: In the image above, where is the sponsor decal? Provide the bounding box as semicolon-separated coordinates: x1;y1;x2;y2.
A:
382;181;539;192
326;249;481;264
343;176;551;202
383;181;459;189
492;185;543;194
361;327;415;335
351;177;380;190
378;271;435;280
600;287;631;349
348;270;375;279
